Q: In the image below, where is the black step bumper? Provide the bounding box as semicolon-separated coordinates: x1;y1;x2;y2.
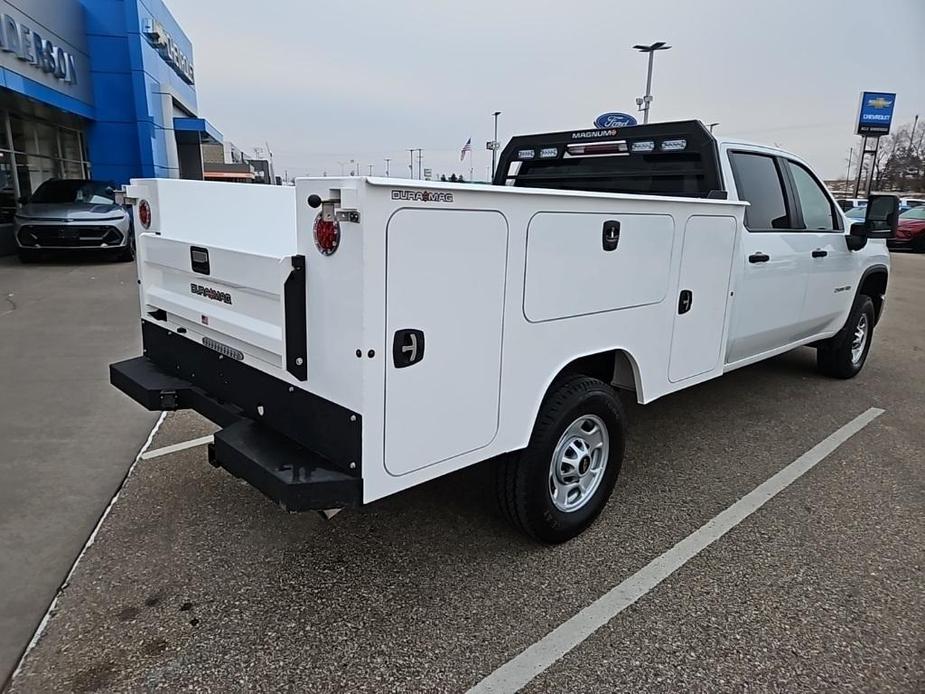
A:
110;334;362;511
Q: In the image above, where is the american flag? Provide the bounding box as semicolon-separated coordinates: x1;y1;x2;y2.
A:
460;138;472;161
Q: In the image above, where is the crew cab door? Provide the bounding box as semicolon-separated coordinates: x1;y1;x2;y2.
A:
780;158;858;335
725;151;816;364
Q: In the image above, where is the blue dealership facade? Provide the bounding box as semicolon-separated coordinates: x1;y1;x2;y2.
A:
0;0;220;252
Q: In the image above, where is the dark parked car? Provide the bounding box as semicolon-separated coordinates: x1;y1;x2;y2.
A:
888;207;925;252
14;179;134;263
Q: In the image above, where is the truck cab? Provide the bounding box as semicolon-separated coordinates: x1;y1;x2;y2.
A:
493;122;891;373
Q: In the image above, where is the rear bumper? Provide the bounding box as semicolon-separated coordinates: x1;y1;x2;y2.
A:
110;324;363;511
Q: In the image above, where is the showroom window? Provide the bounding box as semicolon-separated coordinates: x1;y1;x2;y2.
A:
4;113;90;203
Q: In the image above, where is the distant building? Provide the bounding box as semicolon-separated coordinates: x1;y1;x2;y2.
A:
203;162;256;183
200;141;275;184
0;0;228;253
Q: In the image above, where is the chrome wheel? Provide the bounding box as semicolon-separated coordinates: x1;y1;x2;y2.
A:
549;414;609;513
851;313;869;365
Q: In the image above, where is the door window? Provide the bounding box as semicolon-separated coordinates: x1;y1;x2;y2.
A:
786;161;838;231
729;152;792;230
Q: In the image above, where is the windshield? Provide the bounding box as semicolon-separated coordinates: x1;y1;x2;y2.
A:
30;180;115;205
900;207;925;220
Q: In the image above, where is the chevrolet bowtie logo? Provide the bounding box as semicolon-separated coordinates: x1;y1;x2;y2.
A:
867;97;892;109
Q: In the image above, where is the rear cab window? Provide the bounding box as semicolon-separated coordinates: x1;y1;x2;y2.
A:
728;152;792;230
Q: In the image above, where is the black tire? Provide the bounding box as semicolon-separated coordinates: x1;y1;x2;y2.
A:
495;375;625;544
816;295;876;379
17;249;41;264
115;234;135;262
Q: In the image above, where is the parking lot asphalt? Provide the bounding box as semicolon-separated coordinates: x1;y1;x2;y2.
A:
8;253;924;693
0;256;159;688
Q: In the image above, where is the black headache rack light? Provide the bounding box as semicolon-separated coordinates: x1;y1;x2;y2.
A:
492;119;726;199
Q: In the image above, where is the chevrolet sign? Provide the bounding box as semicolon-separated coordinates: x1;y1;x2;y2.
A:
143;18;195;85
856;90;896;136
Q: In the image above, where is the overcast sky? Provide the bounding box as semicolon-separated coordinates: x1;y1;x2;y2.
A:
167;0;924;182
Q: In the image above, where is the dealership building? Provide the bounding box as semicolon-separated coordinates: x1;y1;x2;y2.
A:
0;0;222;253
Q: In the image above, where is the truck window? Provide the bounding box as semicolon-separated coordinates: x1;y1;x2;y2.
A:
786;161;838;231
729;152;791;230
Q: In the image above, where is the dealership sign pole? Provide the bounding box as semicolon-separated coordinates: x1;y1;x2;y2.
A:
852;91;896;198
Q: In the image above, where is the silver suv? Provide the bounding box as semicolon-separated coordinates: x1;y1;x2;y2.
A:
14;179;134;263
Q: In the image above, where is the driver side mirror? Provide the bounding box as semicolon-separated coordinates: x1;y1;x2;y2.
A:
857;194;899;239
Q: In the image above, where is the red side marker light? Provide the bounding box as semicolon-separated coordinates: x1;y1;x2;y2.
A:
313;214;340;256
138;200;152;229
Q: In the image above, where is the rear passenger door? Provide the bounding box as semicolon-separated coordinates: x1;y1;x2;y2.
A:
725;151;817;364
781;158;857;336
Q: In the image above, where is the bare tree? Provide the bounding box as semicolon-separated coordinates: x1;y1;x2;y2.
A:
875;123;924;191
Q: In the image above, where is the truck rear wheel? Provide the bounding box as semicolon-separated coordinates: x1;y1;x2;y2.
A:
495;375;625;543
816;295;875;379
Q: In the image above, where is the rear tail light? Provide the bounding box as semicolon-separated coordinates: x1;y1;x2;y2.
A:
138;200;151;229
313;214;340;255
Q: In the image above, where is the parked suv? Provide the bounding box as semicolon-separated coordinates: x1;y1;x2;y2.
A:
14;179;134;263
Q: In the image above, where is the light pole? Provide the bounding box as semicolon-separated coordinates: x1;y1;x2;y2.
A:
408;149;422;179
385;158;391;176
708;122;719;133
633;42;671;124
844;147;854;197
491;111;501;179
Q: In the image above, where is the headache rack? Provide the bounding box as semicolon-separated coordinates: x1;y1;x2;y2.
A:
493;120;725;199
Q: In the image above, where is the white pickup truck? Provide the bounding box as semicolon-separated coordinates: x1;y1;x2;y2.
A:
111;120;897;543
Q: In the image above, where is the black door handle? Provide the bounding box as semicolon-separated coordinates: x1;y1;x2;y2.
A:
811;249;828;258
602;220;620;251
748;253;770;263
678;289;693;314
393;329;425;368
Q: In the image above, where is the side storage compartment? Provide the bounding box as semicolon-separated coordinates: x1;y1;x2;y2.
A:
668;215;738;382
523;212;674;322
384;209;508;475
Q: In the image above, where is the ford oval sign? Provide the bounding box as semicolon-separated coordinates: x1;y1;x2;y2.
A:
594;112;638;129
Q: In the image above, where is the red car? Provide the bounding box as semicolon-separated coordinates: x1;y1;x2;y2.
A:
888;207;925;252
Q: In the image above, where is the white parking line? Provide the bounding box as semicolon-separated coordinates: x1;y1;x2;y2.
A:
140;434;214;460
467;407;884;694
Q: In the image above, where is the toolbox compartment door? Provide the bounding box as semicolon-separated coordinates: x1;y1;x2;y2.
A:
384;209;508;475
523;211;674;322
668;215;737;382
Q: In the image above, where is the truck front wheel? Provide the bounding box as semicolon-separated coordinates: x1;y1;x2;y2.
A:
816;295;876;379
495;375;625;543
